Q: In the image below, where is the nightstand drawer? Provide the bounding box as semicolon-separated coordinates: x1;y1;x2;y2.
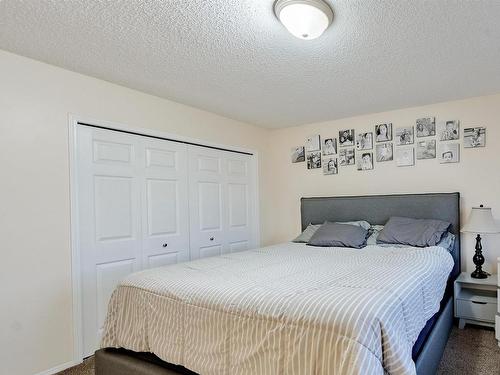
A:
456;299;496;322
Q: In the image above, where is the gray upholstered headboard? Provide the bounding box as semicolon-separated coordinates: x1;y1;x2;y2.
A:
300;192;461;279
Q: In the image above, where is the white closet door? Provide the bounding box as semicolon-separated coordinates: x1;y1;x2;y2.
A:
225;153;253;253
77;124;257;356
77;126;142;356
141;138;190;268
188;146;254;258
188;146;226;259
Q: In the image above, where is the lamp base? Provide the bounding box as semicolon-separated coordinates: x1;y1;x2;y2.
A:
471;269;488;279
471;234;488;279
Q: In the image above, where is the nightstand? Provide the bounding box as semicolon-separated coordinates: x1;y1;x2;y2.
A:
454;272;497;330
497;258;500;348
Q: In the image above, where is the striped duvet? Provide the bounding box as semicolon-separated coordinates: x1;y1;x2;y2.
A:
101;242;453;375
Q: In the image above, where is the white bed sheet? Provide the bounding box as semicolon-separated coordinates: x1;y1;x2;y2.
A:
102;242;454;375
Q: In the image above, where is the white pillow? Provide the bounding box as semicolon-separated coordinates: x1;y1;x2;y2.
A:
367;225;384;245
293;224;321;243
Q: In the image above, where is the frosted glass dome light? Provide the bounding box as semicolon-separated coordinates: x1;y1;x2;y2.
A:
274;0;333;40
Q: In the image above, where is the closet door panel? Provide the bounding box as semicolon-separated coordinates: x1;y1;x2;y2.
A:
227;182;248;228
93;139;133;165
196;179;224;257
189;147;225;259
189;147;255;258
147;252;178;268
94;176;133;241
141;139;190;266
198;181;223;231
93;175;139;263
78;127;142;357
225;154;253;252
146;178;178;235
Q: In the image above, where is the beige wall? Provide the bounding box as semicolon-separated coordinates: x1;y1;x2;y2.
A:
0;50;269;375
263;94;500;275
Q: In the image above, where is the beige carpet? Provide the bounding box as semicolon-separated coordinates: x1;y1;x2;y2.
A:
58;326;500;375
57;356;95;375
437;325;500;374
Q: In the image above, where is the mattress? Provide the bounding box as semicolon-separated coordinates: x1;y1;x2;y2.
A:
101;242;453;375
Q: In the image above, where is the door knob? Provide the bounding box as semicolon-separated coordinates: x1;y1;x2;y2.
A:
162;243;168;247
209;237;214;241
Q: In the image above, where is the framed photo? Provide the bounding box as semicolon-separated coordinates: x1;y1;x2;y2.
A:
375;143;394;162
291;146;305;163
322;138;337;155
356;132;373;150
375;123;393;142
396;148;415;167
395;126;414;145
305;135;321;152
416;139;436;159
323;157;338;175
306;151;322;169
416;117;436;137
357;152;373;171
438;120;460;141
438;143;460;164
464;127;486;148
339;148;355;166
339;129;355;147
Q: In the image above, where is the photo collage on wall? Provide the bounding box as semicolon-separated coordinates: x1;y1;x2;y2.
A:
291;117;486;175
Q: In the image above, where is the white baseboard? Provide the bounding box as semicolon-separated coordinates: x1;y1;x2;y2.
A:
34;360;81;375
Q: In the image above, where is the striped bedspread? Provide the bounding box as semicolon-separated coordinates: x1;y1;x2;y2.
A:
101;242;453;375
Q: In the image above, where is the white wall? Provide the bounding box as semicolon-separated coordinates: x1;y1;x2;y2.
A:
262;94;500;275
0;50;269;375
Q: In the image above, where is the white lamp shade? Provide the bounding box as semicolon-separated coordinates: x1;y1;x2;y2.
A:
461;206;500;234
275;0;333;40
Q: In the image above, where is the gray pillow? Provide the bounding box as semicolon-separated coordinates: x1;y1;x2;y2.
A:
292;224;321;243
377;216;451;247
307;222;368;248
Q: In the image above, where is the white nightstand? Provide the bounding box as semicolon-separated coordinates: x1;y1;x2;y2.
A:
497;258;500;348
454;272;497;330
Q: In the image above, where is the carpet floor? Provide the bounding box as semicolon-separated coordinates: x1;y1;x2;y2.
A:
57;325;500;375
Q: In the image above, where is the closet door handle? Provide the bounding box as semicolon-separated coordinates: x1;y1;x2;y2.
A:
162;243;168;248
471;301;487;305
209;237;214;241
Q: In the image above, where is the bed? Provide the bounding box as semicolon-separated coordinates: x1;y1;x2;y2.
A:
95;192;460;375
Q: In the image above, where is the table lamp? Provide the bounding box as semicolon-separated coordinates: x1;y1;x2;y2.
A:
461;205;500;279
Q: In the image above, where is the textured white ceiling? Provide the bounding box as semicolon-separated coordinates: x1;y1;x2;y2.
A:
1;1;500;128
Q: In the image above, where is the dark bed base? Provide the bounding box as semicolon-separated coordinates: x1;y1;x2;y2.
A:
96;192;460;375
415;297;454;375
95;348;196;375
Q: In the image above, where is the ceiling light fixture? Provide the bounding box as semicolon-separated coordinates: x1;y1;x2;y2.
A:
274;0;333;40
